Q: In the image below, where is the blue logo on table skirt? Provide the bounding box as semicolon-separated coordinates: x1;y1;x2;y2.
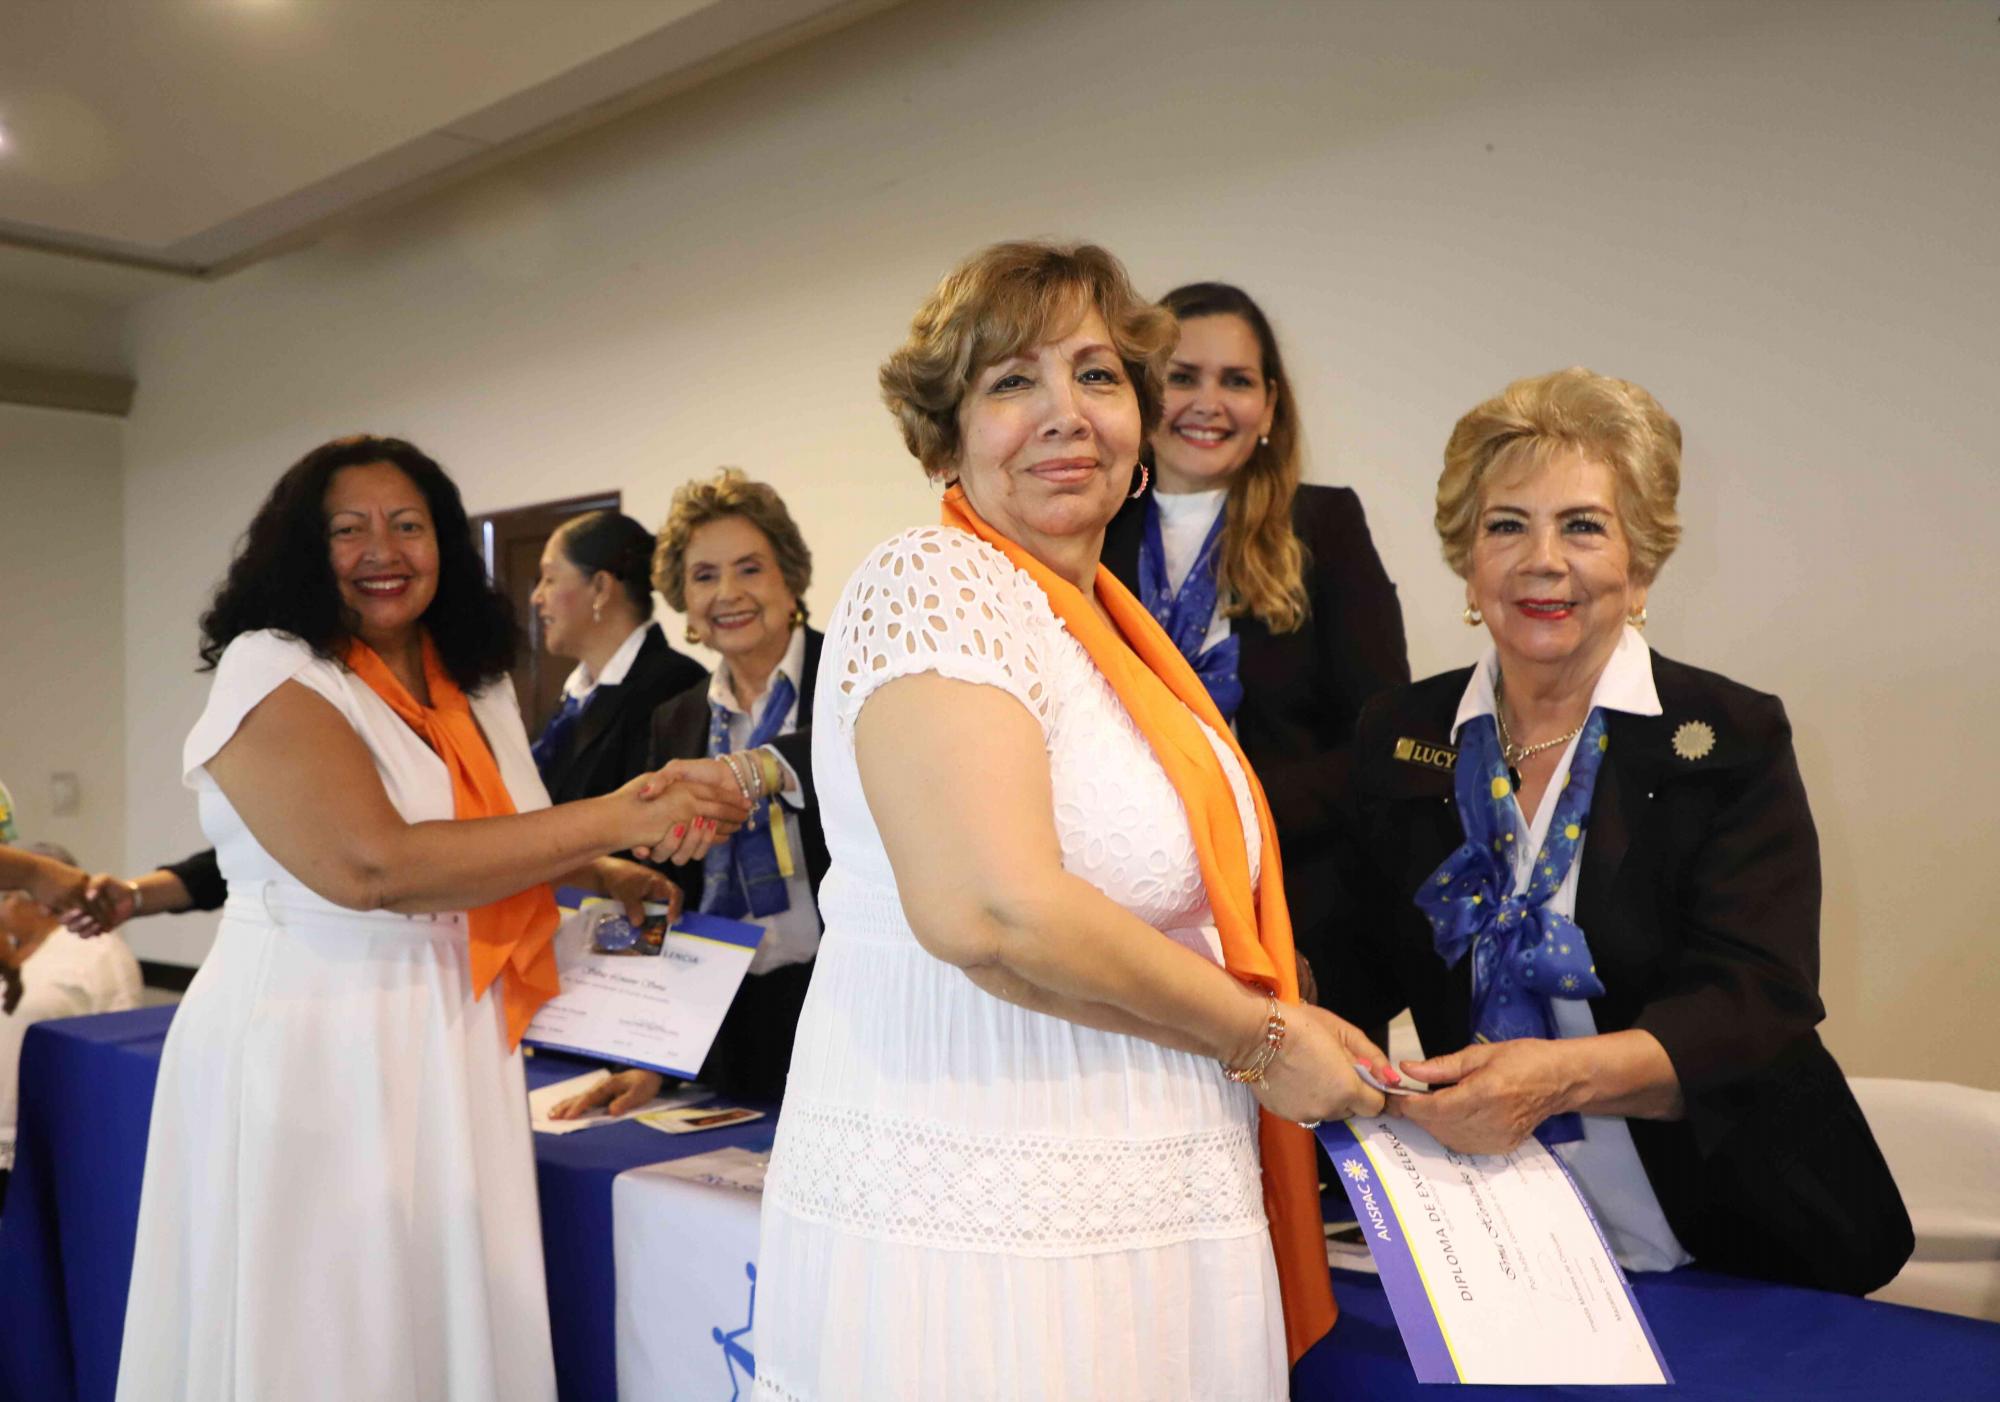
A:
713;1260;756;1399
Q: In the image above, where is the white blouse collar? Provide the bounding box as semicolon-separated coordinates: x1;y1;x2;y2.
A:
561;621;652;701
1451;624;1661;743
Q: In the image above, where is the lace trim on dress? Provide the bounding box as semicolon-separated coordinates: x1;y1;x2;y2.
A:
830;528;1054;737
767;1103;1267;1256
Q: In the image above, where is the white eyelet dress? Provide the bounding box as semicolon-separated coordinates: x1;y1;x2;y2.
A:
115;631;557;1402
752;529;1287;1402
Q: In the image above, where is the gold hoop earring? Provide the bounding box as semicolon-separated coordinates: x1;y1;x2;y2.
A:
684;624;702;646
1628;606;1648;630
1463;605;1484;627
1129;462;1150;499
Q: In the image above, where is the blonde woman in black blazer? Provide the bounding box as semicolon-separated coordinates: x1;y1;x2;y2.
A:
1104;282;1409;992
1325;368;1910;1294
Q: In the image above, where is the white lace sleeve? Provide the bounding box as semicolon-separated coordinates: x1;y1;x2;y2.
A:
828;527;1055;740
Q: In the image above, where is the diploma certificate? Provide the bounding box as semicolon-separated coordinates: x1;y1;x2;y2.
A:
1318;1118;1670;1385
524;886;764;1079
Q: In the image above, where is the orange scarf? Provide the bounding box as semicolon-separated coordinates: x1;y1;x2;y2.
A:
941;487;1336;1362
345;635;561;1049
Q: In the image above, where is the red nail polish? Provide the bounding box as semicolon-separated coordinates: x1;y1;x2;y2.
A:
672;824;686;840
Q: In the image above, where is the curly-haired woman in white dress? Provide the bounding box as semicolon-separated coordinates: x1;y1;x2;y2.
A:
752;244;1392;1401
116;436;749;1402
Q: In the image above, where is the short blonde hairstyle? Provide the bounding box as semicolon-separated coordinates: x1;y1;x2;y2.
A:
652;468;814;617
880;241;1178;480
1436;367;1683;583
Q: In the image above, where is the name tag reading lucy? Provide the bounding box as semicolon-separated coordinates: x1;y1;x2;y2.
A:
1394;737;1457;771
1319;1118;1670;1386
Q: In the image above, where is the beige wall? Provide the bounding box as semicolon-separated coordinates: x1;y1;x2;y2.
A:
0;403;126;872
112;0;1998;1081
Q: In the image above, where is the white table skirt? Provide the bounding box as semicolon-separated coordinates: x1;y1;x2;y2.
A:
614;1150;768;1399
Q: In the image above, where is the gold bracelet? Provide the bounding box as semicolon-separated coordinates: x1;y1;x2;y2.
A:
1222;993;1288;1084
756;747;785;797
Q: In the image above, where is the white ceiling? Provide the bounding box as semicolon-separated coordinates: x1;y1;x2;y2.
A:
0;0;894;299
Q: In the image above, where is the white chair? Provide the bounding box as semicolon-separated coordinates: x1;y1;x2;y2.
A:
1850;1077;2000;1322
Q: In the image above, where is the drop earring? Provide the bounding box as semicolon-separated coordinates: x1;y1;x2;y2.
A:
1129;462;1150;499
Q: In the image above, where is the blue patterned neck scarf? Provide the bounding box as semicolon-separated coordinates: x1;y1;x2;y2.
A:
1137;496;1243;719
699;671;797;919
531;689;590;778
1413;708;1612;1147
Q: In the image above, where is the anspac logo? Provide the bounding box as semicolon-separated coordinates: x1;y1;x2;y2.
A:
712;1260;756;1399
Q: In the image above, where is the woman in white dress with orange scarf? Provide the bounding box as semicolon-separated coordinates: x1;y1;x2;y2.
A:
752;244;1392;1401
115;436;749;1402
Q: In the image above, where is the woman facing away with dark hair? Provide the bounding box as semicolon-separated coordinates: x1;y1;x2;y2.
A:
1103;282;1410;1001
528;509;706;805
116;436;751;1402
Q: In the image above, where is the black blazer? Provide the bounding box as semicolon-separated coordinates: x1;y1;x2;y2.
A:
1104;482;1411;974
537;623;707;806
1325;653;1912;1295
644;627;829;1101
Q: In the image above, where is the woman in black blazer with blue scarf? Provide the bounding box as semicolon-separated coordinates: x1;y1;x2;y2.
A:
529;510;706;806
1103;283;1409;992
1323;367;1909;1295
642;623;829;1100
551;472;827;1115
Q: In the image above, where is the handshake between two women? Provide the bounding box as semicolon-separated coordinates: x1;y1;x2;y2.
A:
609;757;759;873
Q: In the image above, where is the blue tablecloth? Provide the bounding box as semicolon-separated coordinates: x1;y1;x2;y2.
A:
4;1005;1997;1402
0;1006;772;1402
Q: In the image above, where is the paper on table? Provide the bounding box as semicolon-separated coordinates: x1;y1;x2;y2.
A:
528;1068;712;1136
1318;1116;1670;1386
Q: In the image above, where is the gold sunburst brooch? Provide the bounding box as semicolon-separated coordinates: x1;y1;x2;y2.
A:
1671;720;1716;761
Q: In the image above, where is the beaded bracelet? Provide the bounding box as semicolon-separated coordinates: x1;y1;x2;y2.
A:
1222;993;1288;1084
718;751;757;802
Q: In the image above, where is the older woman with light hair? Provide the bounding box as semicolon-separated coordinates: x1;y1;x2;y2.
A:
750;243;1391;1401
1324;367;1912;1294
551;468;828;1111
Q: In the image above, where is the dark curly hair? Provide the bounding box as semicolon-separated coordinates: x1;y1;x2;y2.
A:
198;436;518;691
